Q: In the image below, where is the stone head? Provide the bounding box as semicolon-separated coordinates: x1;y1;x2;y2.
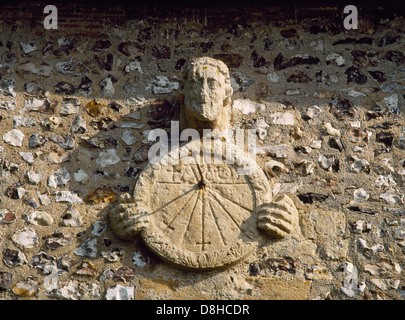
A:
179;57;233;124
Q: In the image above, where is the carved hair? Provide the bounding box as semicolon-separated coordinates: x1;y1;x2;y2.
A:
177;57;233;110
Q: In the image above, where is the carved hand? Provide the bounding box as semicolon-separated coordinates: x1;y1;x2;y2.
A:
257;194;299;239
109;203;150;240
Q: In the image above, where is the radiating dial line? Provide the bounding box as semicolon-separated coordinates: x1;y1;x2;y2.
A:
181;189;201;244
207;196;227;246
165;189;198;229
208;187;253;213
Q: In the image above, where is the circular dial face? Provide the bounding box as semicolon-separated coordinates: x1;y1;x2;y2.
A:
134;139;271;270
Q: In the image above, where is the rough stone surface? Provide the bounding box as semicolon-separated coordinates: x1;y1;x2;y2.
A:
109;59;299;270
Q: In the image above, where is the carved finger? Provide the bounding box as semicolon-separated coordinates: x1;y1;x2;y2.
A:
258;207;293;224
276;201;295;214
257;221;289;239
258;215;293;234
134;214;150;230
110;203;125;215
111;203;138;218
259;199;294;213
274;194;297;209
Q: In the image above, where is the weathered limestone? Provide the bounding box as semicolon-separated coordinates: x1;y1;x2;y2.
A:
178;57;233;133
109;57;300;270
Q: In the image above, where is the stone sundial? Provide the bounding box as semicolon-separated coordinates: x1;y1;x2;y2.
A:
109;57;299;271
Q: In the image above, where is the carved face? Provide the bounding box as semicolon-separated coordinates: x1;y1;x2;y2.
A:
183;64;228;121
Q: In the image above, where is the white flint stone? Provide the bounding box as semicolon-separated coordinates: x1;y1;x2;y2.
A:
255;118;270;140
352;220;364;234
261;144;288;158
380;83;405;93
43;265;59;293
73;169;89;184
12;227;38;249
55;58;85;76
353;188;369;203
17;187;28;199
48;167;71;188
350;121;361;128
0;100;17;111
27;211;54;226
38;193;51;205
71;115;87;134
101;249;123;262
371;279;401;291
3;249;27;267
309;140;322;149
27;171;43;184
100;76;115;96
52;281;101;300
383;94;399;113
357;238;384;254
339;262;366;298
285;89;301;96
326;52;345;66
294;160;314;175
233;99;265;115
105;285;134;300
375;174;397;187
74;238;98;258
305;105;322;119
3;129;24;146
146;76;179;94
270;112;295;125
380;190;403;205
395;219;405;240
19;152;34;163
341;88;366;97
318;154;337;171
132;252;149;267
23;98;46;113
52;280;82;300
125;109;141;120
301;146;312;154
126;96;146;107
121;123;144;129
381;158;395;173
18;62;52;77
0;79;16;97
60;99;80;115
266;72;280;83
124;60;143;74
324;122;340;137
97;149;120;167
20;42;38;53
394;219;405;240
349;158;369;173
91;221;107;237
55;191;82;204
121;130;138;145
14;116;36;128
60;208;82;227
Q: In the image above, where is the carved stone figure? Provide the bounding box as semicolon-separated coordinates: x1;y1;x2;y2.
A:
177;57;233;133
109;57;300;270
